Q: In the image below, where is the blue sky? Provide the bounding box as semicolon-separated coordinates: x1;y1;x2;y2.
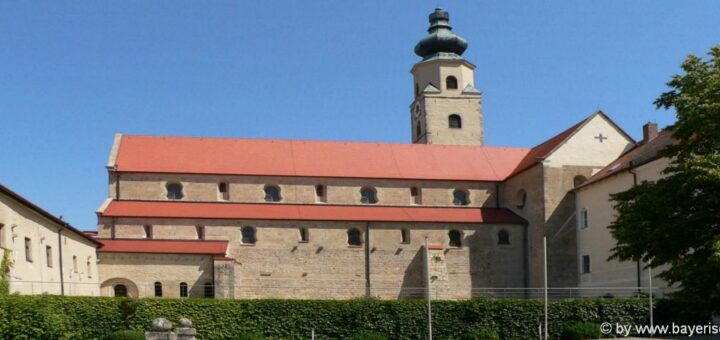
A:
1;1;718;230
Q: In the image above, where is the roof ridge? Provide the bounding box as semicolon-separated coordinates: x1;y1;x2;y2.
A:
119;133;531;150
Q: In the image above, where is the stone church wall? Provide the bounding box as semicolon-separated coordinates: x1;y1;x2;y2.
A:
97;218;525;300
500;164;544;288
114;174;497;208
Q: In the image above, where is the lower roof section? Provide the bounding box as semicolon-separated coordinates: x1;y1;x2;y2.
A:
98;239;228;255
100;200;527;225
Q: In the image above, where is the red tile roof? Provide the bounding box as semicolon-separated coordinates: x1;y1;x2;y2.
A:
101;200;526;225
426;243;444;250
575;129;674;190
509;120;586;176
113;135;531;182
98;239;228;255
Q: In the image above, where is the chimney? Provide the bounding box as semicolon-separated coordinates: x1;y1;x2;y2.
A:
642;122;658;142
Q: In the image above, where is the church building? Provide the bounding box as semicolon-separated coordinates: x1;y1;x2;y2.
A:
93;8;636;299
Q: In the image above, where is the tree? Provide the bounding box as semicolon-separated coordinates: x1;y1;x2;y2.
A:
609;45;720;315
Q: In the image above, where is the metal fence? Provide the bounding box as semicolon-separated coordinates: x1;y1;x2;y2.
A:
8;280;675;300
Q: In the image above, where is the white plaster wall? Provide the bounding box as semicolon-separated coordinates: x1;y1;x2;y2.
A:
545;114;634;167
575;158;672;295
0;192;99;296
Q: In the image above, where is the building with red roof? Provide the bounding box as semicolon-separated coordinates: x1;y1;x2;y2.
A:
91;9;642;300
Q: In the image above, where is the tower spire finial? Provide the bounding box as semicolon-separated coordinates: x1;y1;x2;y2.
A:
414;8;468;60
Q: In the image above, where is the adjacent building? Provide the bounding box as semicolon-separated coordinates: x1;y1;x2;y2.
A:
0;183;100;296
574;123;673;296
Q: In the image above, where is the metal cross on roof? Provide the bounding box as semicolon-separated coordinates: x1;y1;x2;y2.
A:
594;133;607;143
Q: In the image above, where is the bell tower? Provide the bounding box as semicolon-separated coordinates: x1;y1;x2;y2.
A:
410;8;484;145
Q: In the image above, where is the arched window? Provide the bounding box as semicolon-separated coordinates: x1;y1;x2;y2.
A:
573;175;588;187
114;284;128;297
446;76;458;90
416;122;422;138
347;228;362;246
410;187;421;205
449;230;462;248
453;189;469;206
179;282;188;298
218;182;229;200
144;225;153;239
196;225;205;240
360;187;378;204
203;282;214;298
299;227;309;242
400;228;410;244
516;189;527;209
448;114;462;129
498;230;510;245
154;282;163;297
241;226;256;244
315;185;326;202
264;185;281;202
166;183;184;200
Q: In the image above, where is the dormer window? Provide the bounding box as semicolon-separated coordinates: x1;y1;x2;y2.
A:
166;183;184;200
446;76;458;90
360;187;378;204
448;114;462;129
264;185;281;202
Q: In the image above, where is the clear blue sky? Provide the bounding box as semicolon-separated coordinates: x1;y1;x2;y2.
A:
1;1;718;230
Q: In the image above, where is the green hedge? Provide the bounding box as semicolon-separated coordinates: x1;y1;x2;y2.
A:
0;295;654;339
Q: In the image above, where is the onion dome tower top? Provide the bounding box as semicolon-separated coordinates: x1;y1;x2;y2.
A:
414;8;468;60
